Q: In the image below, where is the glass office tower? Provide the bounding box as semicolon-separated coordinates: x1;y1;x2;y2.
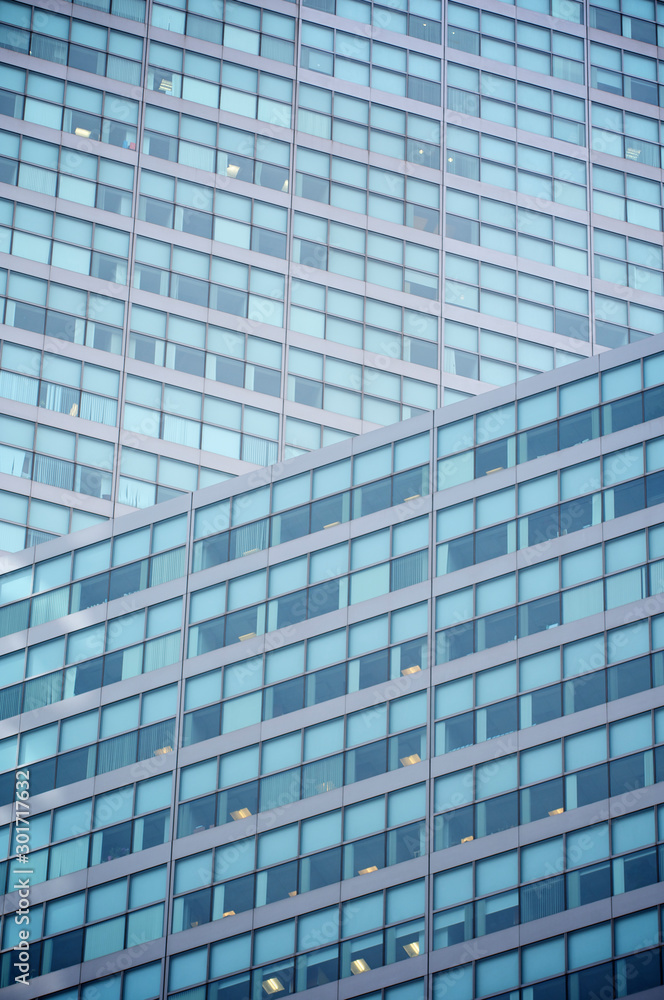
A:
3;0;664;552
3;1;664;999
0;337;664;1000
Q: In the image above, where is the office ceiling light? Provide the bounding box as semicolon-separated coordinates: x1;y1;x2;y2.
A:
401;665;421;676
69;403;79;417
222;910;235;917
281;179;289;192
288;890;297;897
262;977;284;994
230;807;251;820
74;128;91;138
239;632;256;641
153;745;173;755
403;941;420;957
226;164;240;178
159;78;172;92
548;807;564;816
358;866;378;875
461;835;474;843
350;959;370;975
400;753;421;766
315;780;335;792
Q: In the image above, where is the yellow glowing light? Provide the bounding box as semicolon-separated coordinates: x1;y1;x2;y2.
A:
230;807;251;820
262;977;284;994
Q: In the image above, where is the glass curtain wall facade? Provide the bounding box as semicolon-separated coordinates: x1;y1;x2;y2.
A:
3;1;664;999
2;0;664;551
0;337;663;1000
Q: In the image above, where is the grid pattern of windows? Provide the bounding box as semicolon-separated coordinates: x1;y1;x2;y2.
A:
2;3;664;997
446;125;588;207
297;84;441;168
590;0;664;45
0;131;134;215
301;23;441;105
0;198;129;284
0;62;140;148
448;4;585;84
303;0;441;42
447;62;586;145
0;3;144;83
2;0;663;538
151;1;296;62
0;343;661;999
